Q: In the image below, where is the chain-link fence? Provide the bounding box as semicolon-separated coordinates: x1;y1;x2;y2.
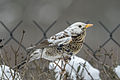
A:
0;20;120;80
0;20;120;55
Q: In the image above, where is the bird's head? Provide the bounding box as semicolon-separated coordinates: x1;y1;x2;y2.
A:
65;22;93;36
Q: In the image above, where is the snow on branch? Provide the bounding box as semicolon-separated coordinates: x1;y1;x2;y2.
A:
49;56;101;80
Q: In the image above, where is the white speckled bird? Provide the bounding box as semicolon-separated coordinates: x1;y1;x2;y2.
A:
14;22;93;69
28;22;93;62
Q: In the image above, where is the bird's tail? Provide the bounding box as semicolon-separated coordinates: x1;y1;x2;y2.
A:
12;46;36;70
13;46;43;70
13;49;43;70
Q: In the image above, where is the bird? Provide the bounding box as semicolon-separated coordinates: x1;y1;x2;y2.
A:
14;22;93;69
28;22;93;62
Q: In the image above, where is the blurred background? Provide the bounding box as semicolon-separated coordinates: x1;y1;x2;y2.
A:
0;0;120;79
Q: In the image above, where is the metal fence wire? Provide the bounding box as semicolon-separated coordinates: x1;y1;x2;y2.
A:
0;20;120;55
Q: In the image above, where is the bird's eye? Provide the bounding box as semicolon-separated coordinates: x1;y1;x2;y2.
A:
78;25;82;28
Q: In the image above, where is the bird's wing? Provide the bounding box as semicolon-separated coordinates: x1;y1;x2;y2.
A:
36;31;72;49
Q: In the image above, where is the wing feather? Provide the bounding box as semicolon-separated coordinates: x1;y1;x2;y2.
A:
36;31;72;48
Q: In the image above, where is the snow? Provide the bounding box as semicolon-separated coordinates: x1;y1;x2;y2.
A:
49;56;101;80
0;65;21;80
114;65;120;78
0;40;21;80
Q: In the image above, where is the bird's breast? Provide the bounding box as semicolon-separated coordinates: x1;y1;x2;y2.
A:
68;41;83;54
67;32;86;54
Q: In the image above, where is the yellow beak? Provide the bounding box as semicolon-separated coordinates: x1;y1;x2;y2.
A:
85;24;93;28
